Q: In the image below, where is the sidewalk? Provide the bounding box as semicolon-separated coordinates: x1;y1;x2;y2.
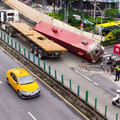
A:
101;70;120;88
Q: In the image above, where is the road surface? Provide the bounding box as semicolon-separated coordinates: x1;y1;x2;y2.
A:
0;48;87;120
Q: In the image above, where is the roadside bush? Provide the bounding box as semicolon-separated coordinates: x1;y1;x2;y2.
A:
47;9;116;31
112;28;120;39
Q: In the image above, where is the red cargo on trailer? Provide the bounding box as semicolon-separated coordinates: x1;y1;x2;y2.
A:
33;21;104;63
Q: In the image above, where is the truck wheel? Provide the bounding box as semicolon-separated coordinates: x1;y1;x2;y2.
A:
9;31;13;37
8;27;14;37
34;46;39;56
38;49;44;59
6;28;9;34
30;44;34;53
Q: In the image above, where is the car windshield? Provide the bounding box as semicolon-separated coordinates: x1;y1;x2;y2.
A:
18;75;34;85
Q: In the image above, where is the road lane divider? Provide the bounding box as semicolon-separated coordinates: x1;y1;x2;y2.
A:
0;81;2;84
28;112;37;120
74;69;99;87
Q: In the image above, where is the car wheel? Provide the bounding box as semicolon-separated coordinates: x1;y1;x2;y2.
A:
112;101;116;105
7;78;10;85
17;91;22;98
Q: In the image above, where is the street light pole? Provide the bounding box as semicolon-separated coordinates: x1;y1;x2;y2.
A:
93;0;96;20
66;1;74;23
94;4;103;41
64;0;67;23
94;4;102;27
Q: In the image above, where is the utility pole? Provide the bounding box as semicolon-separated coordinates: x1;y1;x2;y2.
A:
119;0;120;12
52;0;55;13
64;0;67;23
93;0;96;20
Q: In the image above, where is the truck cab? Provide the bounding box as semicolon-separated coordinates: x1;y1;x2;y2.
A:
0;9;19;30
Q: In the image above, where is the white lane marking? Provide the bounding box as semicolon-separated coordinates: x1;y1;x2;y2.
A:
28;112;37;120
103;54;112;58
104;52;108;54
0;81;2;84
75;70;99;86
75;69;80;74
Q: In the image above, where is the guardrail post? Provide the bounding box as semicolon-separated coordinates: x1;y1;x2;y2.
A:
95;97;97;110
11;39;13;47
4;34;6;41
54;70;57;80
105;104;107;118
24;48;26;57
61;74;64;85
7;36;9;44
18;44;21;53
33;54;35;63
15;41;17;50
28;51;30;60
116;112;118;120
69;79;72;90
48;66;51;75
38;57;40;67
85;90;88;103
43;61;46;71
77;85;80;96
1;31;3;39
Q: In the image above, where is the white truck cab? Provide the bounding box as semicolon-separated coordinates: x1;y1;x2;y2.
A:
0;9;19;30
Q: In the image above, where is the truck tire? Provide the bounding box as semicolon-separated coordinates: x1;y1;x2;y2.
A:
8;27;14;37
30;43;34;53
34;46;39;56
6;27;9;34
38;49;44;59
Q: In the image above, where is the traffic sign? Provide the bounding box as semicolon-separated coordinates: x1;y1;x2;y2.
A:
80;22;84;28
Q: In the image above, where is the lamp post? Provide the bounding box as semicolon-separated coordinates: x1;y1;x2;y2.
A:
64;0;67;23
94;4;103;41
94;0;96;20
66;1;74;23
94;4;102;26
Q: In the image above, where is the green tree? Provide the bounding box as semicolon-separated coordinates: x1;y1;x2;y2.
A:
104;8;119;19
112;28;120;39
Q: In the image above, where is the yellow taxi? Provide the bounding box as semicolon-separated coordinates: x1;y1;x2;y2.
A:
6;68;40;98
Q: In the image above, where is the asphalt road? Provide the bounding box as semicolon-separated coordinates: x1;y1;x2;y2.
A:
0;48;87;120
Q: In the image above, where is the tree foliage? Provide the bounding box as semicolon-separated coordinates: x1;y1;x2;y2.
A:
104;9;119;19
112;28;120;39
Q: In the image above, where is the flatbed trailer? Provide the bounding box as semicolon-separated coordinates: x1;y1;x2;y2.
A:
2;0;104;42
6;22;67;59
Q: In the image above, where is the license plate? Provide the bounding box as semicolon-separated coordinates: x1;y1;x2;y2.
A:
55;52;59;56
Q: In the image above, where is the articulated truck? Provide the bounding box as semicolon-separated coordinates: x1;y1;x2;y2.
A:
0;9;67;59
2;0;104;62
